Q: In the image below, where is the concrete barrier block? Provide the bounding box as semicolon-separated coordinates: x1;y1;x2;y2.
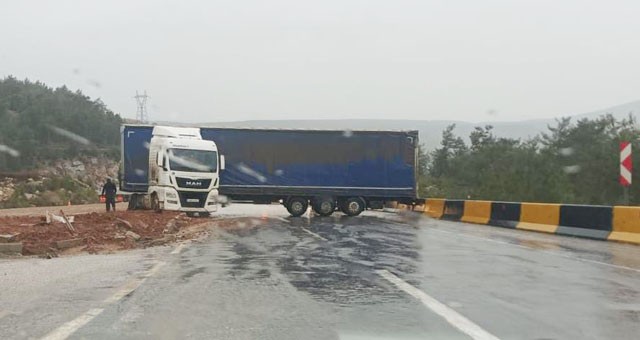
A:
517;203;560;233
55;238;85;250
556;226;610;240
558;204;612;240
609;206;640;244
607;232;640;244
461;200;491;224
442;200;464;221
0;242;23;255
489;202;521;228
424;199;445;218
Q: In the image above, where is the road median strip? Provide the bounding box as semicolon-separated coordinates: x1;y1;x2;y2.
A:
417;198;640;245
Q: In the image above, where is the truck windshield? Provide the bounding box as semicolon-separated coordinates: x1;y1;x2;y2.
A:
168;149;217;173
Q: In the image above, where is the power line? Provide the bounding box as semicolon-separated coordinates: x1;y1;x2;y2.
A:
134;91;150;123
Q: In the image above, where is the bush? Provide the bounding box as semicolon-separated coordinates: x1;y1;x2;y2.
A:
0;176;99;208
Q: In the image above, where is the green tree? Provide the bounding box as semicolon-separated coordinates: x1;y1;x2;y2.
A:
0;77;122;171
424;114;639;205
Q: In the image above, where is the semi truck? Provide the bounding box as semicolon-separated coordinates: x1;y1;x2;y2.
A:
202;127;419;216
120;125;225;216
120;124;420;217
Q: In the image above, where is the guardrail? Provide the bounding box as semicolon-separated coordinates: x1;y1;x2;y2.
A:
400;199;640;245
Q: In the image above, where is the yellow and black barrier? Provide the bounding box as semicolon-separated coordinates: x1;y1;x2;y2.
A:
419;199;640;245
610;206;640;244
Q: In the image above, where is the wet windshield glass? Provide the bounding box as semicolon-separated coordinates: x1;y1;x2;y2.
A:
4;2;640;340
168;149;217;173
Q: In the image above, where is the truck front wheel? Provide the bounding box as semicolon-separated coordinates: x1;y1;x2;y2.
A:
340;197;365;216
128;194;142;210
312;197;335;216
286;197;308;217
151;193;162;213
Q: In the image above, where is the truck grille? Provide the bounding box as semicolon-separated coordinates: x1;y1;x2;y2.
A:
178;191;208;208
176;177;211;189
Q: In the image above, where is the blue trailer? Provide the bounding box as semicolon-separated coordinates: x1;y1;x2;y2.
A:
121;125;420;216
120;125;154;193
200;128;420;216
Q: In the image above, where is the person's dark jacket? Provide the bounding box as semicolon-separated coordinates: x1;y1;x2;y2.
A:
102;181;117;199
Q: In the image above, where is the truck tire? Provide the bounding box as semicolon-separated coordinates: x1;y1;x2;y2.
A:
312;197;335;216
340;197;365;216
286;197;308;217
128;193;147;210
127;194;139;210
151;193;162;213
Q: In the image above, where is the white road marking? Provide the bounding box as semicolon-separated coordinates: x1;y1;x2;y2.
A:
170;242;188;254
102;261;165;304
377;269;500;340
300;227;328;241
143;261;166;278
428;227;640;274
40;308;104;340
102;278;145;304
40;261;166;340
287;271;317;274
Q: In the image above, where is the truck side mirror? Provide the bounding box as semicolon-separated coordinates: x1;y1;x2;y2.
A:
220;155;226;171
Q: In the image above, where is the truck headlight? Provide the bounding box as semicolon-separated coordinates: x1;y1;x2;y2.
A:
166;191;177;199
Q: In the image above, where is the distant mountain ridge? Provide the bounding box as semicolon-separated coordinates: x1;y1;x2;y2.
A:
190;100;640;150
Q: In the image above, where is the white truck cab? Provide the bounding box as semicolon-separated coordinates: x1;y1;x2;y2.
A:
147;126;224;216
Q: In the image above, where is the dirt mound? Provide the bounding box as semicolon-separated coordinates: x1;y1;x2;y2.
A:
0;210;211;256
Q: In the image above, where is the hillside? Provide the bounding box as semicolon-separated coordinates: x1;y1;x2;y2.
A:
0;76;122;172
0;77;123;208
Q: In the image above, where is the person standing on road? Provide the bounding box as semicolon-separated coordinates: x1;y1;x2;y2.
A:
102;178;117;212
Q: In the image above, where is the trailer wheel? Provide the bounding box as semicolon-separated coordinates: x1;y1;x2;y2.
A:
312;197;335;216
286;197;308;217
341;197;365;216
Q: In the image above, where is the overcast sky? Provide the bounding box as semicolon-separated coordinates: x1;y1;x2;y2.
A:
1;0;639;123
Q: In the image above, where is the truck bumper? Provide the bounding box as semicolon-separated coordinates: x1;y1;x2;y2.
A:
156;187;220;213
163;201;216;213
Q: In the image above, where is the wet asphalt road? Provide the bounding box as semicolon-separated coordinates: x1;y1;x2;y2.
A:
2;205;640;339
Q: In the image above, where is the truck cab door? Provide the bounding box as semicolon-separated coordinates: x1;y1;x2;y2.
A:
159;152;172;185
152;150;169;185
